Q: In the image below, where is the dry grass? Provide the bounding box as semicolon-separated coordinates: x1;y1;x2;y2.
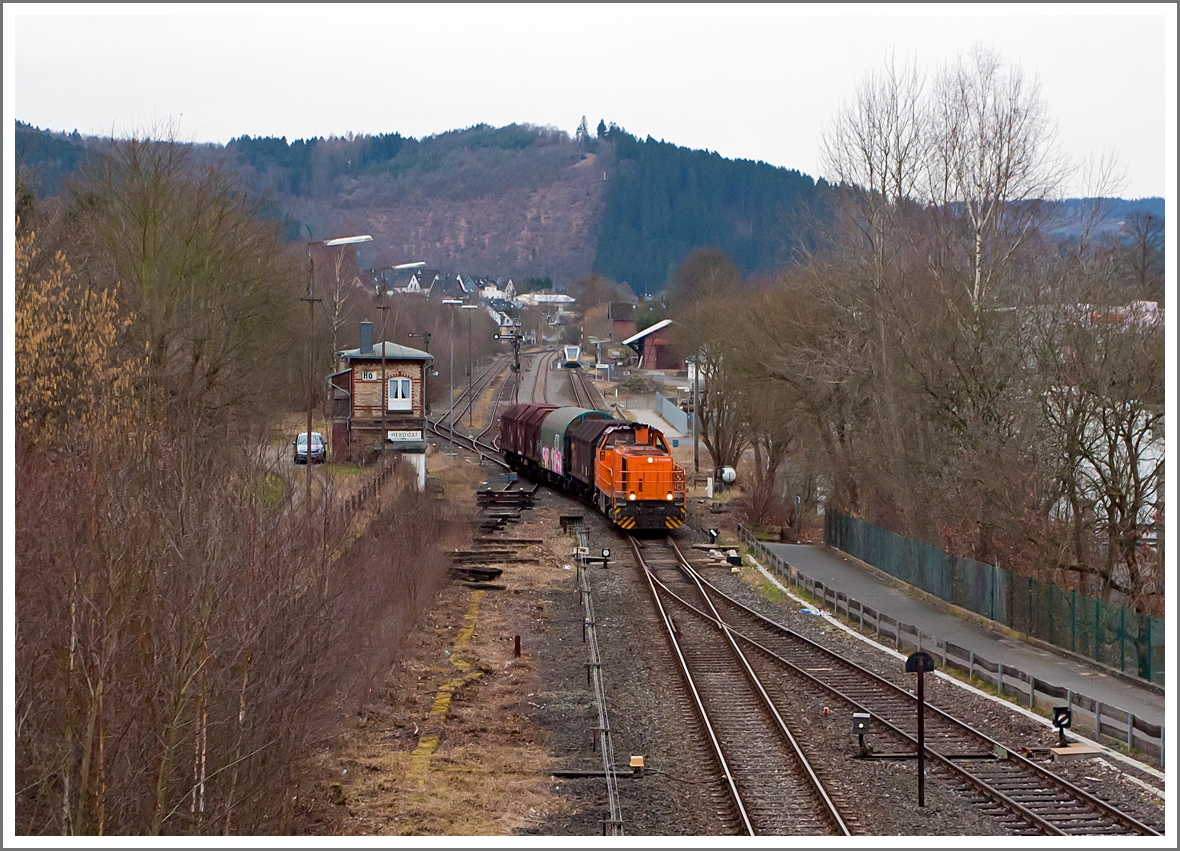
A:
296;495;580;836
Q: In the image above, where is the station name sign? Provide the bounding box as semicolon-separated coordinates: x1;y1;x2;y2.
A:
387;430;423;442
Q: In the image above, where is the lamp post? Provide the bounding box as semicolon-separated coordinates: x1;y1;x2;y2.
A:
442;299;463;455
462;304;478;429
376;260;427;297
305;233;372;508
375;261;424;464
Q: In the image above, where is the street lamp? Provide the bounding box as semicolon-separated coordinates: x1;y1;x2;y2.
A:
376;260;427;297
375;261;424;465
462;304;478;429
305;233;372;508
442;298;463;455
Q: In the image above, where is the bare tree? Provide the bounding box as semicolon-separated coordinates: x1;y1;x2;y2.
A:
818;56;932;530
1122;210;1164;302
322;243;368;366
15;147;461;837
70;131;304;426
670;251;749;470
925;44;1071;324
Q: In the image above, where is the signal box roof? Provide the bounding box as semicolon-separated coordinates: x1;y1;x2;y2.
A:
338;342;433;361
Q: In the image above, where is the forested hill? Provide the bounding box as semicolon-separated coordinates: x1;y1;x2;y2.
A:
13;120;1163;295
593;124;834;294
15;120;837;291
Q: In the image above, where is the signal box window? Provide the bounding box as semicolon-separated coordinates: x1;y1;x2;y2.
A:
388;377;412;411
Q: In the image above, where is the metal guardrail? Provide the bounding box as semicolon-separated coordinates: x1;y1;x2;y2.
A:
738;526;1165;769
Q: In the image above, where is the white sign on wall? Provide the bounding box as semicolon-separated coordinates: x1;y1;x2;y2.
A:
387;430;423;442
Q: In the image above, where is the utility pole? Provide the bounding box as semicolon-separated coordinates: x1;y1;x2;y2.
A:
301;284;321;509
377;302;391;470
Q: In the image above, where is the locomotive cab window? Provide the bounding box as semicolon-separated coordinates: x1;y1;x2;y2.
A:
605;430;635;446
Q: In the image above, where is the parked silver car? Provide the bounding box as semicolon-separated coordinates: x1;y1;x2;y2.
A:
293;431;326;464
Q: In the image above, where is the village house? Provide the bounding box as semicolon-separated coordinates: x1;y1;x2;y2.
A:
608;301;637;342
378;267;440;296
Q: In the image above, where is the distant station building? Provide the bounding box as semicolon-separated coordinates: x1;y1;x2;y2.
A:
329;320;433;489
621;318;680;370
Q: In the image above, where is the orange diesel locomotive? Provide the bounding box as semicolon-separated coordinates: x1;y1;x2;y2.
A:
500;404;686;530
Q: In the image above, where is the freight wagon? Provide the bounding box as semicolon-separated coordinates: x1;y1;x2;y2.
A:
500;404;686;531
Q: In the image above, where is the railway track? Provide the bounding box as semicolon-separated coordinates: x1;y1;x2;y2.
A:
530;348;559;405
434;354;511;436
664;546;1162;837
630;536;853;836
428;354;516;461
568;364;591;409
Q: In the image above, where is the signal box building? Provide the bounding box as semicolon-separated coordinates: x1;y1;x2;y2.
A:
330;320;433;488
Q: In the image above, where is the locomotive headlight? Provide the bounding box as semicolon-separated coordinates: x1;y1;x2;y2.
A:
628;492;636;501
666;492;674;500
647;457;654;463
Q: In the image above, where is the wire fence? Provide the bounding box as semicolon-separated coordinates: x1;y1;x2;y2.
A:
825;512;1165;686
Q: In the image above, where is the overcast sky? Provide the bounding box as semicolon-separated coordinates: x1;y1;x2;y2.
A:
5;4;1176;199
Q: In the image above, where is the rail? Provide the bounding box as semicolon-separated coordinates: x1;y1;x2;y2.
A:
631;536;851;836
569;520;624;835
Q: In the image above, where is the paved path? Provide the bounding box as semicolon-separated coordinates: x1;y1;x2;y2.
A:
762;543;1165;727
617;404;683;437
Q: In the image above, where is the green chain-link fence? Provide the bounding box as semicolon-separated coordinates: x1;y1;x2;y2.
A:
826;511;1164;686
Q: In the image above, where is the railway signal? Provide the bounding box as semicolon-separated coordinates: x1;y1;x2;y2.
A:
494;329;523;403
852;712;871;756
1052;706;1072;748
906;650;935;807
